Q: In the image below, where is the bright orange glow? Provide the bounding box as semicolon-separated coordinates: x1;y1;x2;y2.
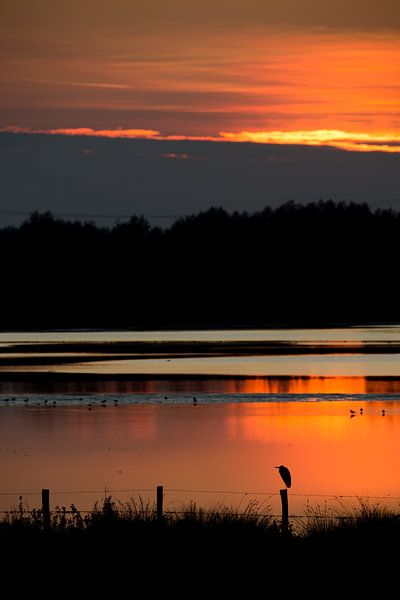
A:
179;376;400;395
225;401;400;501
226;376;369;395
3;126;400;152
219;130;400;153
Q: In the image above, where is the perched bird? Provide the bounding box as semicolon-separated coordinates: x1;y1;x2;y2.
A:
275;465;292;488
193;397;197;406
350;409;356;416
382;409;386;416
360;407;364;414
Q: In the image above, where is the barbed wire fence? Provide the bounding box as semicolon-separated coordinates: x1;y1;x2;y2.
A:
1;486;399;519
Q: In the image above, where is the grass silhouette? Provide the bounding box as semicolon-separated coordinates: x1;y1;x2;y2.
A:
2;495;399;545
1;496;398;593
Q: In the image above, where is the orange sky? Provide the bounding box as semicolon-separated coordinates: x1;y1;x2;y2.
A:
1;2;400;151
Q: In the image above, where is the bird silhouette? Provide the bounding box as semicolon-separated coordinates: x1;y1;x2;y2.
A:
275;465;292;488
350;409;356;415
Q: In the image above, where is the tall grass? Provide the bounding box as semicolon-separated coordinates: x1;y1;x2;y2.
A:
300;498;400;541
0;495;278;539
1;495;399;547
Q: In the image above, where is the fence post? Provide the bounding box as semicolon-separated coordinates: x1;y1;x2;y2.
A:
157;485;163;521
280;489;289;535
42;488;50;529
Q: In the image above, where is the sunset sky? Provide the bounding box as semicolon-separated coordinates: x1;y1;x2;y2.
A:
2;0;400;148
1;1;400;222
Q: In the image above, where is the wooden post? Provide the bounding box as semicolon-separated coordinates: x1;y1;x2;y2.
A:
157;485;163;521
280;488;289;534
42;488;50;529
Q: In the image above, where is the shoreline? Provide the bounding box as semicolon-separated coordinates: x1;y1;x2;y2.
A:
1;373;400;396
1;340;400;364
2;371;400;381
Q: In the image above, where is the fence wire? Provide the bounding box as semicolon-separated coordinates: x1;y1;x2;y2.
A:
1;487;400;499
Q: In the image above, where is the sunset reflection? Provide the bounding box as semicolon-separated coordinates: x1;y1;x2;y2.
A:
224;401;400;503
2;375;400;395
222;376;369;395
1;402;400;516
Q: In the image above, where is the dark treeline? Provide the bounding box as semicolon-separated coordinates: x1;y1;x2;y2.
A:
1;200;399;329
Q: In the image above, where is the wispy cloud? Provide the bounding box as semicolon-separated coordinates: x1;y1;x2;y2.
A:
49;127;161;139
19;78;132;90
3;126;400;153
2;29;399;140
0;127;160;139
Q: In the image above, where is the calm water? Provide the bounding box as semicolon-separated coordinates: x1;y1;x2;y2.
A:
1;327;400;515
1;402;400;516
1;325;400;343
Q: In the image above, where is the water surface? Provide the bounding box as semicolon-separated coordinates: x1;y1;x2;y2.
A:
1;327;400;517
1;401;399;516
2;325;400;343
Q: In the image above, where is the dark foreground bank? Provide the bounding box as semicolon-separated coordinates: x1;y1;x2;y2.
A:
1;498;398;593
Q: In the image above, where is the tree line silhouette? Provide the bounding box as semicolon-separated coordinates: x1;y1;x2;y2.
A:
1;200;399;329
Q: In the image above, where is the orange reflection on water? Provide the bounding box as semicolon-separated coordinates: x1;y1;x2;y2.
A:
1;402;400;515
3;375;400;395
224;401;400;502
196;376;400;395
229;376;367;394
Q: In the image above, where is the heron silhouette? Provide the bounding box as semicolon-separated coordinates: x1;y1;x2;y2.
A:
275;465;292;488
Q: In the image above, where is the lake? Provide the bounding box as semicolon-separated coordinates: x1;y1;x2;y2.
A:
1;326;400;517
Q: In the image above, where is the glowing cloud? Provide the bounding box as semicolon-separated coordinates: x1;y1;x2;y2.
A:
0;126;161;139
47;127;161;139
219;130;400;153
3;126;400;153
0;126;216;142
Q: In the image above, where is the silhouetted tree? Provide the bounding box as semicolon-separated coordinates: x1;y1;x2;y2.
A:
1;201;399;328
